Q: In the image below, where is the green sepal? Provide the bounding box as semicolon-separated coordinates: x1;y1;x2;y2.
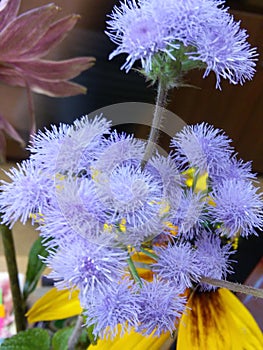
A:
140;42;205;89
86;324;98;346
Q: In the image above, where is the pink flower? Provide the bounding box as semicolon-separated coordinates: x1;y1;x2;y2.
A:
0;0;95;97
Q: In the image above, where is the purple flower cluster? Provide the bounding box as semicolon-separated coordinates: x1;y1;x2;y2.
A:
106;0;257;88
0;117;262;338
171;122;263;240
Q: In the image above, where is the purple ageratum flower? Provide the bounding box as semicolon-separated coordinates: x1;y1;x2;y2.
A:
195;232;234;291
107;0;257;88
210;179;263;238
96;161;162;223
171;123;233;175
83;278;139;340
44;235;128;298
40;177;106;245
28;122;71;174
210;154;256;185
106;0;179;72
96;162;165;243
39;207;73;249
169;2;257;88
172;190;207;239
0;159;53;227
94;149;183;245
62;114;111;173
106;0;223;72
136;277;186;336
143;0;228;45
148;153;183;207
152;242;202;289
187;13;258;89
29;115;110;174
93;131;145;174
112;214;169;249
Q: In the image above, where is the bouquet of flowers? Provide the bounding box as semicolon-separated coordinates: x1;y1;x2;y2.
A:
0;1;262;349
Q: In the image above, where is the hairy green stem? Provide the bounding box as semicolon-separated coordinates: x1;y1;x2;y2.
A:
1;223;26;331
201;276;263;298
68;315;83;350
142;80;168;167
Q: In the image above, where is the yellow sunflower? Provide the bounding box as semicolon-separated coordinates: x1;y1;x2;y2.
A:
26;283;263;349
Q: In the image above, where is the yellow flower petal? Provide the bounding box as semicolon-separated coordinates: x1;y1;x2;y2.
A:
177;288;263;350
164;222;178;236
130;250;156;281
26;288;82;324
131;251;156;265
194;172;208;193
119;218;127;232
136;268;154;282
183;168;208;193
89;327;173;350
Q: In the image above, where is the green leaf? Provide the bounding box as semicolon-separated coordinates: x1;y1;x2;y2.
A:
23;237;49;300
0;328;50;350
52;327;74;350
86;324;97;346
52;326;91;350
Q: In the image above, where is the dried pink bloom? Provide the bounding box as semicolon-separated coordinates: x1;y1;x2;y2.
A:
0;0;95;160
0;0;95;97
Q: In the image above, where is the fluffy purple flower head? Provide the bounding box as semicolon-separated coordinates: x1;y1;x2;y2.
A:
39;208;74;249
93;160;171;247
172;190;207;239
210;154;256;185
97;163;162;224
0;160;53;227
171;123;233;175
83;278;139;340
195;232;234;291
93;131;145;174
143;0;228;44
106;0;178;72
187;14;258;89
107;0;257;88
40;177;106;244
28;123;70;174
29;115;111;174
152;242;202;289
148;153;183;205
64;114;112;173
210;179;263;238
136;277;186;336
44;235;128;298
